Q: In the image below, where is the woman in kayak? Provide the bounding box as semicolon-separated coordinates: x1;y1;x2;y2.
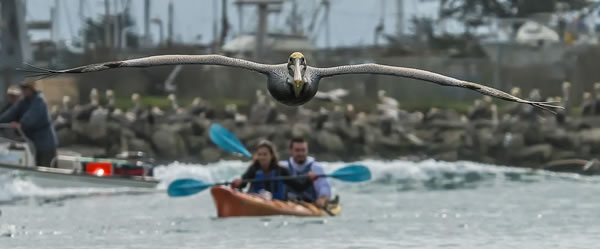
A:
231;140;316;201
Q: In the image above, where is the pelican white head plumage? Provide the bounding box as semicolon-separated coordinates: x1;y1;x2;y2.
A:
62;95;71;105
191;97;201;106
22;52;562;112
90;88;99;105
131;93;141;109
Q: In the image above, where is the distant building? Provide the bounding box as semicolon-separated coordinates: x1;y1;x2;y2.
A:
223;33;314;57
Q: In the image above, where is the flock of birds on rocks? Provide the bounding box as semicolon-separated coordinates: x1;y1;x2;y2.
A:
45;80;600;175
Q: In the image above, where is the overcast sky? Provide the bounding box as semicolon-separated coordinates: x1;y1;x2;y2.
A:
23;0;441;48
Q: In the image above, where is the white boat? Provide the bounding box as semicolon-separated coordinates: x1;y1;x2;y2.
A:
0;125;159;189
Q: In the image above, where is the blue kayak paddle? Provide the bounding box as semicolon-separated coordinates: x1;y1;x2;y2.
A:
167;164;372;197
209;123;252;158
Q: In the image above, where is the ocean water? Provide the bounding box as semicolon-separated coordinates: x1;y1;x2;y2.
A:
0;159;599;249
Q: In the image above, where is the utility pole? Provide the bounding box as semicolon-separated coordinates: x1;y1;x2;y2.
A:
53;0;60;43
288;0;299;35
324;0;330;49
50;6;56;42
114;0;120;50
219;0;229;48
237;2;244;35
396;0;404;39
151;18;163;45
374;0;385;46
121;0;132;49
79;0;87;50
212;0;218;52
168;1;174;47
144;0;151;47
256;3;267;58
104;0;111;48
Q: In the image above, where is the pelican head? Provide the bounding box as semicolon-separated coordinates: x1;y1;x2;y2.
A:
131;93;141;107
554;96;562;103
105;89;115;105
510;87;521;97
287;52;307;98
483;96;492;103
192;97;201;106
529;88;541;100
268;52;317;106
106;89;114;97
90;88;99;105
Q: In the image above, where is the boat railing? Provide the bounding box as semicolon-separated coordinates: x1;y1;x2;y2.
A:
0;123;36;167
0;123;30;144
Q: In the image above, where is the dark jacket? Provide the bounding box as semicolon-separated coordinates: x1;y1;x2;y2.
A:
237;163;313;198
0;92;58;152
0;103;13;115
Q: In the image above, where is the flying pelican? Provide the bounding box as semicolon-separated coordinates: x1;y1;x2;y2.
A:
22;52;561;112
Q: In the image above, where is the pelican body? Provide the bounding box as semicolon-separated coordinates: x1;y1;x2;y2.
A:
22;52;561;111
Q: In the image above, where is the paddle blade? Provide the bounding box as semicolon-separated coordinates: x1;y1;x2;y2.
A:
167;179;213;197
209;123;252;158
330;165;371;182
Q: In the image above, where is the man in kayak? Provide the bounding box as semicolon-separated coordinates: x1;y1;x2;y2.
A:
282;137;332;208
0;80;58;167
231;140;317;201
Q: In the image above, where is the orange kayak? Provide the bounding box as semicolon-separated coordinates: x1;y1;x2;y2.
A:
210;186;341;217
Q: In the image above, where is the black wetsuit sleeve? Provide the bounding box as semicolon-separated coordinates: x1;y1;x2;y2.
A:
279;167;313;192
237;165;257;189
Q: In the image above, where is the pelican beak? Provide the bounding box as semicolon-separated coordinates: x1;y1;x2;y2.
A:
293;59;304;97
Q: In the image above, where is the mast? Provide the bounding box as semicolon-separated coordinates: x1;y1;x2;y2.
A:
168;1;174;46
104;0;111;48
144;0;151;46
396;0;404;38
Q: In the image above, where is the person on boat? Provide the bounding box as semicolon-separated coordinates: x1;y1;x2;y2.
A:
0;80;58;167
1;85;21;114
282;137;332;208
231;140;316;201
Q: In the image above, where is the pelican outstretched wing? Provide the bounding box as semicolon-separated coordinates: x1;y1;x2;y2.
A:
20;55;274;79
315;64;563;113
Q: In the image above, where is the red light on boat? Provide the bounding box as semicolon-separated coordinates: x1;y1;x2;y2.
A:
85;162;113;176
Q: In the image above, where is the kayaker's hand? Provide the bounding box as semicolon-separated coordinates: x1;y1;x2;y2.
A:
231;178;242;189
307;171;318;181
315;196;328;208
9;122;20;129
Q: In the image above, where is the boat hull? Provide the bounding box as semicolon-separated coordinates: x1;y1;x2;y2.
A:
0;163;158;189
210;186;341;217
